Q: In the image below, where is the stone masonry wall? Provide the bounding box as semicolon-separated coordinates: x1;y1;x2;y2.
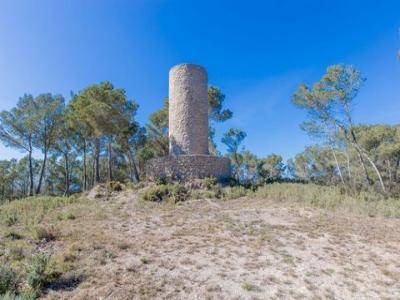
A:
146;155;231;181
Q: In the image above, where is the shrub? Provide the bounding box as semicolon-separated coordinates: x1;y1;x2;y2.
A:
107;181;123;192
0;266;20;295
141;183;190;203
154;176;168;185
29;225;58;241
241;281;255;291
27;253;50;291
140;257;150;264
141;185;169;202
202;177;218;190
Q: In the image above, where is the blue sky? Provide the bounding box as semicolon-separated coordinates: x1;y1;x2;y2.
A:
0;0;399;161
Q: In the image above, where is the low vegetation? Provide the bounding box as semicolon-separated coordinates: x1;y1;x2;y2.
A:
0;181;399;298
141;180;400;218
0;195;86;298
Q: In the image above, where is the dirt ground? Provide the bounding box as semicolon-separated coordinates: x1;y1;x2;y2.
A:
42;188;400;300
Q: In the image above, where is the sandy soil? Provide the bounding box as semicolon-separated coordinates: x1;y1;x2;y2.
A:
42;188;400;299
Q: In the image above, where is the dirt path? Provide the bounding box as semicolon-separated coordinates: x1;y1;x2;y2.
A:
45;190;400;299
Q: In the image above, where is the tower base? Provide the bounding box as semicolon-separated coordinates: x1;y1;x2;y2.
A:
145;155;231;181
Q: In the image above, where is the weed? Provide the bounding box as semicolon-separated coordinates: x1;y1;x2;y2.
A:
102;250;116;260
140;257;150;264
241;281;255;291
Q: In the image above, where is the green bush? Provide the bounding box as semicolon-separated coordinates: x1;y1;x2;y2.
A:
202;177;218;190
0;266;20;295
154;176;171;185
169;184;189;202
107;181;123;192
141;184;190;203
27;253;50;291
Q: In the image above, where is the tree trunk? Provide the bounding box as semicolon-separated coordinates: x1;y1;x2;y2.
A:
386;160;392;183
233;152;240;180
344;148;353;188
36;148;48;194
394;157;400;182
347;128;373;187
127;150;139;182
107;140;113;182
361;150;386;193
330;147;346;188
83;140;87;190
94;138;100;184
28;146;34;196
63;153;69;196
91;155;95;187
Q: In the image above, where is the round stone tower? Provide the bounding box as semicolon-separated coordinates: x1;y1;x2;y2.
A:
169;64;209;156
146;63;231;181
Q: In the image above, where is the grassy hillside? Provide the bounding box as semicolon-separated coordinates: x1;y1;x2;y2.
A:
1;183;399;299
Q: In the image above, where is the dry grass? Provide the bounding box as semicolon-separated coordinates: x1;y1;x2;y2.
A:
0;183;399;299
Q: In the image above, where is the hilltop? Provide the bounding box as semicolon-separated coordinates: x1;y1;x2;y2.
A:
0;183;400;299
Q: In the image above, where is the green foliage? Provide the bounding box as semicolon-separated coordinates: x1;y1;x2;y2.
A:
258;154;285;182
241;281;255;291
107;181;124;192
202;177;218;190
141;183;189;203
222;128;247;154
0;265;20;295
222;128;247;180
154;176;170;185
140;257;150;264
27;253;50;291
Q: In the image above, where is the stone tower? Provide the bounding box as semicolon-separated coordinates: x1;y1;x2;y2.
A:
146;63;231;181
169;64;209;156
